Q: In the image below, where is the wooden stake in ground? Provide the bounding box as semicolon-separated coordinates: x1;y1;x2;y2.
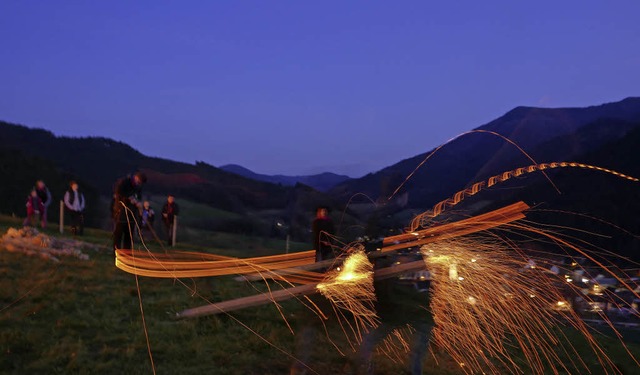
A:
59;200;64;234
172;215;177;247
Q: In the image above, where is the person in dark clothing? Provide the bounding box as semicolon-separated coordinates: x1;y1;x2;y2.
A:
355;254;433;375
290;207;339;374
64;181;86;235
34;180;52;228
312;206;335;262
113;172;146;252
23;189;45;227
161;195;179;246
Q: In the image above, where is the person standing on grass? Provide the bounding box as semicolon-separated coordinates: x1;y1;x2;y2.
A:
312;206;335;262
140;200;155;240
23;189;44;227
113;171;146;252
141;200;155;228
34;180;52;228
161;194;179;246
64;181;85;236
355;254;433;375
289;206;339;374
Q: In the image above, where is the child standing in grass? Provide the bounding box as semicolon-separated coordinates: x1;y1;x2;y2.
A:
140;200;155;240
23;189;44;227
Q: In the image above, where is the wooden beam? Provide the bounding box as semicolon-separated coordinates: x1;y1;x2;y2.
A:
176;283;317;319
177;260;428;318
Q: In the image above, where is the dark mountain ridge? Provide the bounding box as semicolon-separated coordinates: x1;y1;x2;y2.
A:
2;97;639;248
0;120;351;239
330;97;640;261
220;164;351;192
0;121;291;213
487;97;640;148
331;97;640;210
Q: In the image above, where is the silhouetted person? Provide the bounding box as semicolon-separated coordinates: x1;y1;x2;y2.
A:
355;254;433;375
64;181;85;235
34;180;52;228
23;189;44;227
113;172;146;252
312;206;335;262
290;207;338;374
161;195;179;246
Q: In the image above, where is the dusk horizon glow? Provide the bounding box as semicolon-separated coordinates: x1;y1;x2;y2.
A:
2;1;639;177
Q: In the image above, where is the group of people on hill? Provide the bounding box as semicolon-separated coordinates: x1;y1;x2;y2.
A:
23;180;86;235
111;171;179;252
22;175;428;373
22;172;179;250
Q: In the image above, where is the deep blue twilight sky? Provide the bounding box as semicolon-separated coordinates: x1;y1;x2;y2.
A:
1;1;639;177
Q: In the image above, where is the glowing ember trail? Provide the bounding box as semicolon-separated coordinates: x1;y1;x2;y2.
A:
410;162;639;231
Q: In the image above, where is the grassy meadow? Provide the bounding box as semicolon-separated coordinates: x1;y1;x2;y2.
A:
1;213;640;374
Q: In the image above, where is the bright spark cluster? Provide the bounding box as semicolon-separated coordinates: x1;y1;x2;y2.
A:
423;236;632;375
317;250;379;344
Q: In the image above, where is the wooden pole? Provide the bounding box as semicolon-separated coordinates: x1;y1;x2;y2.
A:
285;234;290;254
177;259;427;319
177;283;316;319
59;200;64;234
172;215;177;247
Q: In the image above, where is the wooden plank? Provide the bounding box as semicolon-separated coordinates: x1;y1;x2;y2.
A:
176;283;317;318
177;260;427;318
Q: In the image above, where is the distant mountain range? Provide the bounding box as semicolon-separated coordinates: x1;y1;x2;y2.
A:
220;164;351;192
2;97;640;254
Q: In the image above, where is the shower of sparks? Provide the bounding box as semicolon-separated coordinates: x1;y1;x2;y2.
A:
317;249;379;345
377;324;420;365
422;234;639;375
